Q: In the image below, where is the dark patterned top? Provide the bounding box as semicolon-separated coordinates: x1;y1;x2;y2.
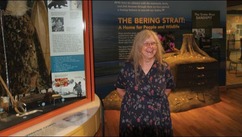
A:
115;60;175;137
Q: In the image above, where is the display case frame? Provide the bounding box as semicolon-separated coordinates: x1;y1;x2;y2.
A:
0;1;94;136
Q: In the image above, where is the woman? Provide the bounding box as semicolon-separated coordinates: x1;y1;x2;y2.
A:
115;29;175;137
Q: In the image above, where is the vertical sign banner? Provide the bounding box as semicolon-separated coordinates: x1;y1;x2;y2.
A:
47;1;86;98
192;10;220;38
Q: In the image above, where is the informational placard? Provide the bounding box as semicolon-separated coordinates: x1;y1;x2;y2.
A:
192;10;220;28
47;1;86;98
192;10;220;38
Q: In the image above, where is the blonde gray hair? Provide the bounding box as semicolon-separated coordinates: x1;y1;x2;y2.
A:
127;29;165;83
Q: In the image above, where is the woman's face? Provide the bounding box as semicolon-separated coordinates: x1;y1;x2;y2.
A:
141;36;157;60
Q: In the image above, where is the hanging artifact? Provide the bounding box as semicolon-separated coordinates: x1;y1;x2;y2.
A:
0;1;51;98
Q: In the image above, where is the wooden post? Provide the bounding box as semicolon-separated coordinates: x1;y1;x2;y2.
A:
240;38;242;60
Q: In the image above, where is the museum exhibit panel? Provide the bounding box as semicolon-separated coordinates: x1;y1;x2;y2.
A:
1;0;242;136
92;1;227;113
0;1;99;136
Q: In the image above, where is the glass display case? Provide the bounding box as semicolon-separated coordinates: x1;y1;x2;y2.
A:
0;1;94;135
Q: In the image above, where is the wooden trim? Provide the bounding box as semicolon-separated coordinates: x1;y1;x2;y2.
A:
83;0;95;101
88;0;95;101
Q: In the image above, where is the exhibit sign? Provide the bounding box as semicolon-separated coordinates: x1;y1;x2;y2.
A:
192;10;220;38
47;1;86;98
92;1;226;98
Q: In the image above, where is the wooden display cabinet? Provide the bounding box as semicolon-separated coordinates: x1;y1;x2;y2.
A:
176;61;219;89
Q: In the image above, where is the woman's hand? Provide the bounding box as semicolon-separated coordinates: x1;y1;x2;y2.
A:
116;88;126;99
165;89;171;96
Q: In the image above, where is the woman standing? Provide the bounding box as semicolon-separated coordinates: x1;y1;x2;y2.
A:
115;29;175;137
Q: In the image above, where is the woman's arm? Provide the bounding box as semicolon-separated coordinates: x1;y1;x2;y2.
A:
165;88;171;96
116;88;126;99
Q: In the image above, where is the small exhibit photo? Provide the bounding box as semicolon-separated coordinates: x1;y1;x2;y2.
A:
51;17;64;32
